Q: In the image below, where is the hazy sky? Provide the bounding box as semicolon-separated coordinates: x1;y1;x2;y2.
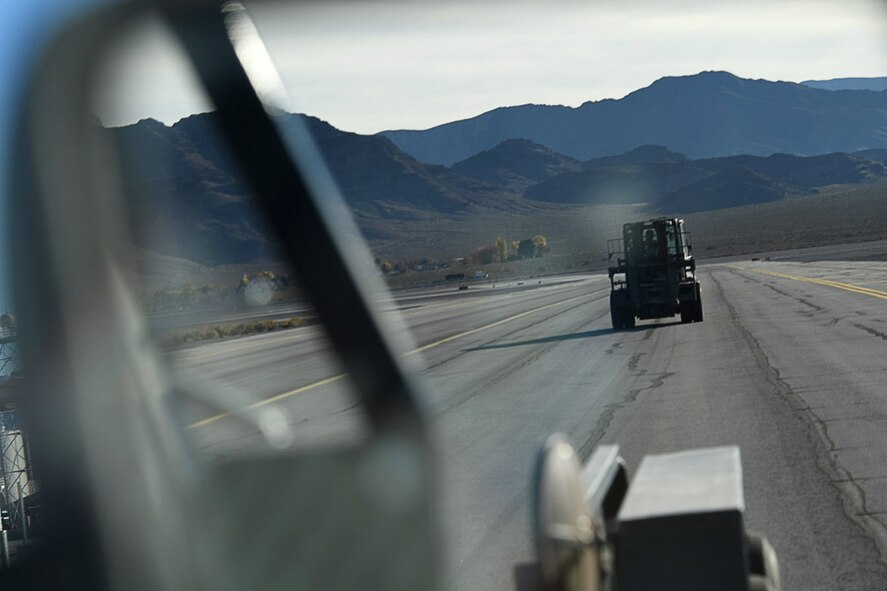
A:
95;0;887;134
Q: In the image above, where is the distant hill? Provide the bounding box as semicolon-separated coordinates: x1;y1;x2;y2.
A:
655;167;798;214
852;148;887;163
173;113;515;217
382;71;887;165
455;144;702;203
112;113;522;264
111;118;270;266
801;77;887;92
693;152;887;187
511;145;887;212
451;139;580;191
583;145;687;169
524;161;709;205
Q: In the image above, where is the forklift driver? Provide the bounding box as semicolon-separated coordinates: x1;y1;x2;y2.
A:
643;228;660;259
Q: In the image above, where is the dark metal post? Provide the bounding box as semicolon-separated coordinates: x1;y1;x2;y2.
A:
23;431;33;485
17;482;26;544
0;434;10;522
0;530;8;569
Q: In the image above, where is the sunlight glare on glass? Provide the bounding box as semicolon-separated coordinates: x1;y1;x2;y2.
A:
222;1;291;113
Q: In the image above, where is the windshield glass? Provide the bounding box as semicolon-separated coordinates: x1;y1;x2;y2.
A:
85;1;887;588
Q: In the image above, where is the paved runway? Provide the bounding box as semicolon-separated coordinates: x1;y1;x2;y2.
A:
170;261;887;589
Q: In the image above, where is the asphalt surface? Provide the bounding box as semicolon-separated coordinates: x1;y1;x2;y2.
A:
147;274;592;331
171;260;887;590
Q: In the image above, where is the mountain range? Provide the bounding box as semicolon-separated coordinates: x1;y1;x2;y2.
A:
111;113;525;264
454;139;887;213
801;77;887;92
382;71;887;166
109;72;887;265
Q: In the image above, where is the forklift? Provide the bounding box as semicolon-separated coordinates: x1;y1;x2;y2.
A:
607;218;703;330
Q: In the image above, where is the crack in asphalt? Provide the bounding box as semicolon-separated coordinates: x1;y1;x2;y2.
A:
757;279;826;313
853;323;887;342
576;337;674;461
734;267;887;344
717;269;887;566
577;372;675;461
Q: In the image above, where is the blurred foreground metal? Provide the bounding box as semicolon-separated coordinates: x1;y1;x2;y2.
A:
534;437;780;591
5;1;436;588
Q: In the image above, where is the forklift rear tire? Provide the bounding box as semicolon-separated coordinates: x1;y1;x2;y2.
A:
610;290;630;330
680;304;693;324
610;306;623;330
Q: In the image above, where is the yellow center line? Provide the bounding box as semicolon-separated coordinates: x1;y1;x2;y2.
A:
731;266;887;301
187;288;606;429
187;373;349;429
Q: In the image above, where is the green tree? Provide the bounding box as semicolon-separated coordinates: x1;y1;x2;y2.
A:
471;245;498;265
517;238;536;259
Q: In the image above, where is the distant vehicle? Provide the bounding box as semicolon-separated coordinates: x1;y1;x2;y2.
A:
607;218;703;329
473;271;489;279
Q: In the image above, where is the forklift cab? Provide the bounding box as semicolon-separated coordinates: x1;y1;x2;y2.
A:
625;218;692;268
